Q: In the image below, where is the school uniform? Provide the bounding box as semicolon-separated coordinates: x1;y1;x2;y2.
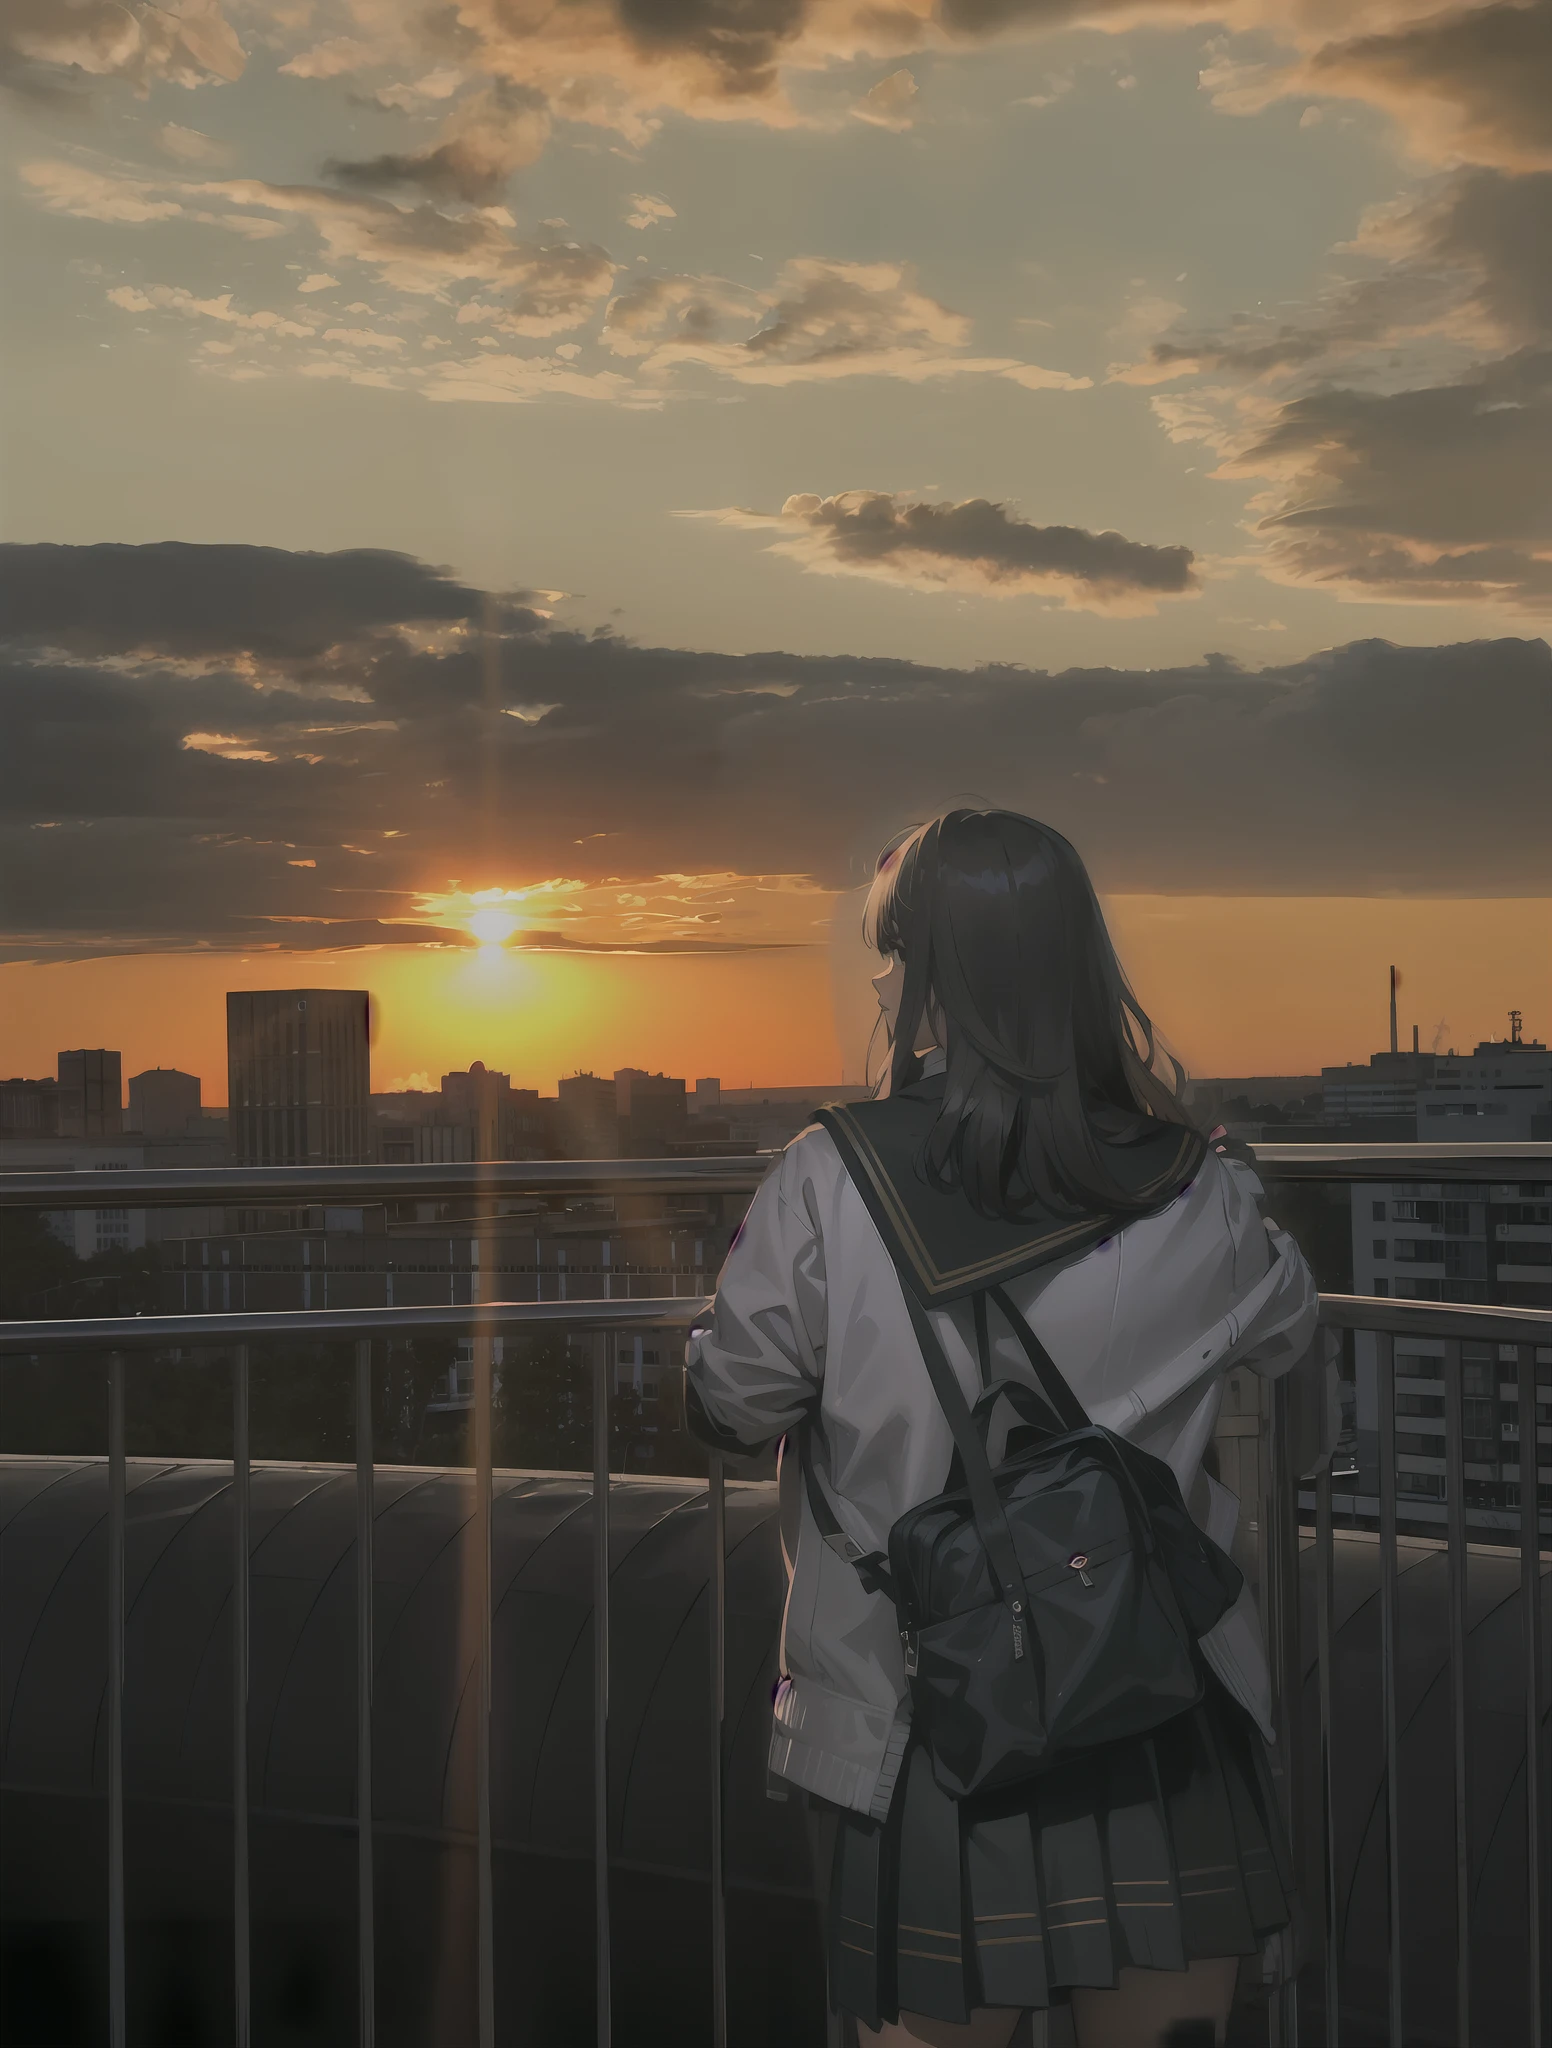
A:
685;1053;1326;2026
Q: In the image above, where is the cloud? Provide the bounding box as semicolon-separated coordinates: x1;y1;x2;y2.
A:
21;151;1079;394
3;0;244;100
451;242;618;337
21;157;183;223
242;0;1230;161
278;36;380;81
324;82;552;203
0;540;536;657
625;192;677;228
155;123;232;166
107;283;316;338
321;326;405;350
852;68;918;129
701;491;1200;612
1221;347;1552;610
1;542;1546;961
1109;161;1552;612
421;353;640;404
603;256;1091;388
22;152;615;331
1117;169;1552;389
1304;1;1552;172
205;177;610;302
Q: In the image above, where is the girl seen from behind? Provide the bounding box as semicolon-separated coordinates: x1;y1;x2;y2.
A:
686;810;1325;2048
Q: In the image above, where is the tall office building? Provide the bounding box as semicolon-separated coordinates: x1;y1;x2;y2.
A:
614;1069;687;1156
56;1050;122;1139
127;1068;202;1138
227;990;370;1166
556;1073;619;1159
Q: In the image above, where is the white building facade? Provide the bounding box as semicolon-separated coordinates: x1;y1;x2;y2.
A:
1347;1034;1551;1538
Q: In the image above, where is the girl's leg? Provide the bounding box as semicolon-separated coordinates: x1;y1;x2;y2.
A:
1070;1957;1239;2048
859;2009;1024;2048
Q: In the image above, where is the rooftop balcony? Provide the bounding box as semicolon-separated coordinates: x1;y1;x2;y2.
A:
2;1146;1548;2047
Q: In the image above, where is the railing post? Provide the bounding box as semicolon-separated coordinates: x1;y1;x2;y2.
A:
354;1337;376;2048
1442;1340;1471;2045
473;1321;495;2048
1375;1335;1404;2048
708;1452;728;2048
107;1349;127;2048
1264;1372;1301;2048
232;1344;251;2048
1314;1464;1338;2048
1520;1342;1548;2048
592;1331;613;2048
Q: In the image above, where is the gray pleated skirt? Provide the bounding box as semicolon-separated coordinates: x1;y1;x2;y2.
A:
811;1683;1292;2028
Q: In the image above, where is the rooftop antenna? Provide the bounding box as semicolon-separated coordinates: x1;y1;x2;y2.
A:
1509;1009;1523;1046
1389;965;1399;1056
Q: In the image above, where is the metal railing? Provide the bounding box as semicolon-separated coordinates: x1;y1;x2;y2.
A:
1;1137;1545;1212
1288;1294;1549;2048
2;1143;1549;2047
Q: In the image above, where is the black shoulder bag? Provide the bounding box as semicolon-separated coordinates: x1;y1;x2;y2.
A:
801;1278;1242;1802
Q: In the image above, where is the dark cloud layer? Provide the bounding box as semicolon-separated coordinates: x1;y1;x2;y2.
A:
1;542;1547;959
0;541;540;658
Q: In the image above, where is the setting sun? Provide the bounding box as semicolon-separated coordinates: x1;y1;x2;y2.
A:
467;906;520;947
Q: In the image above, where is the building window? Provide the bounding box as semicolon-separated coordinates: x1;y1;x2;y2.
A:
1397;1430;1446;1456
1373;1278;1389;1296
1372;1201;1386;1222
1395;1392;1444;1417
1397;1473;1445;1500
1373;1239;1387;1258
1443;1240;1487;1280
1395;1354;1442;1378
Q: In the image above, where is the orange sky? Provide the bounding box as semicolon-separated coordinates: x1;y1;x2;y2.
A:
2;895;1545;1100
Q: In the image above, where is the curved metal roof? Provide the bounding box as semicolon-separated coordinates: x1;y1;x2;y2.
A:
2;1456;1547;2044
1;1455;819;2045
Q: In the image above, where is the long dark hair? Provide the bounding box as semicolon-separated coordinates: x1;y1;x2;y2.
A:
865;808;1196;1220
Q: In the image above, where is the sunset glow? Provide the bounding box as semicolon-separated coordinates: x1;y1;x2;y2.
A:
4;896;1545;1103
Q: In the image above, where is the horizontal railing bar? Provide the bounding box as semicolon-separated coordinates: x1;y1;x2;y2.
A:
1248;1142;1548;1182
0;1296;712;1355
0;1157;771;1209
1313;1294;1551;1341
2;1290;1546;1358
0;1143;1546;1210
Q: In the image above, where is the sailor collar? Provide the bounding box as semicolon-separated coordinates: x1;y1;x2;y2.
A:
813;1074;1204;1306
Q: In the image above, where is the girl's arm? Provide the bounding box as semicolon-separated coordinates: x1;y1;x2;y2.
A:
683;1141;829;1456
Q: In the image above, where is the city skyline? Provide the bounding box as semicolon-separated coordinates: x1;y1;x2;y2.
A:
3;963;1545;1107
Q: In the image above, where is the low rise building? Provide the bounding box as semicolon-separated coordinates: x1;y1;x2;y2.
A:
126;1067;202;1138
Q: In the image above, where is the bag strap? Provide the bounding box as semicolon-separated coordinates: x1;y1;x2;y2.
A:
972;1291;991;1390
795;1426;898;1602
897;1287;1036;1636
987;1283;1091;1435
